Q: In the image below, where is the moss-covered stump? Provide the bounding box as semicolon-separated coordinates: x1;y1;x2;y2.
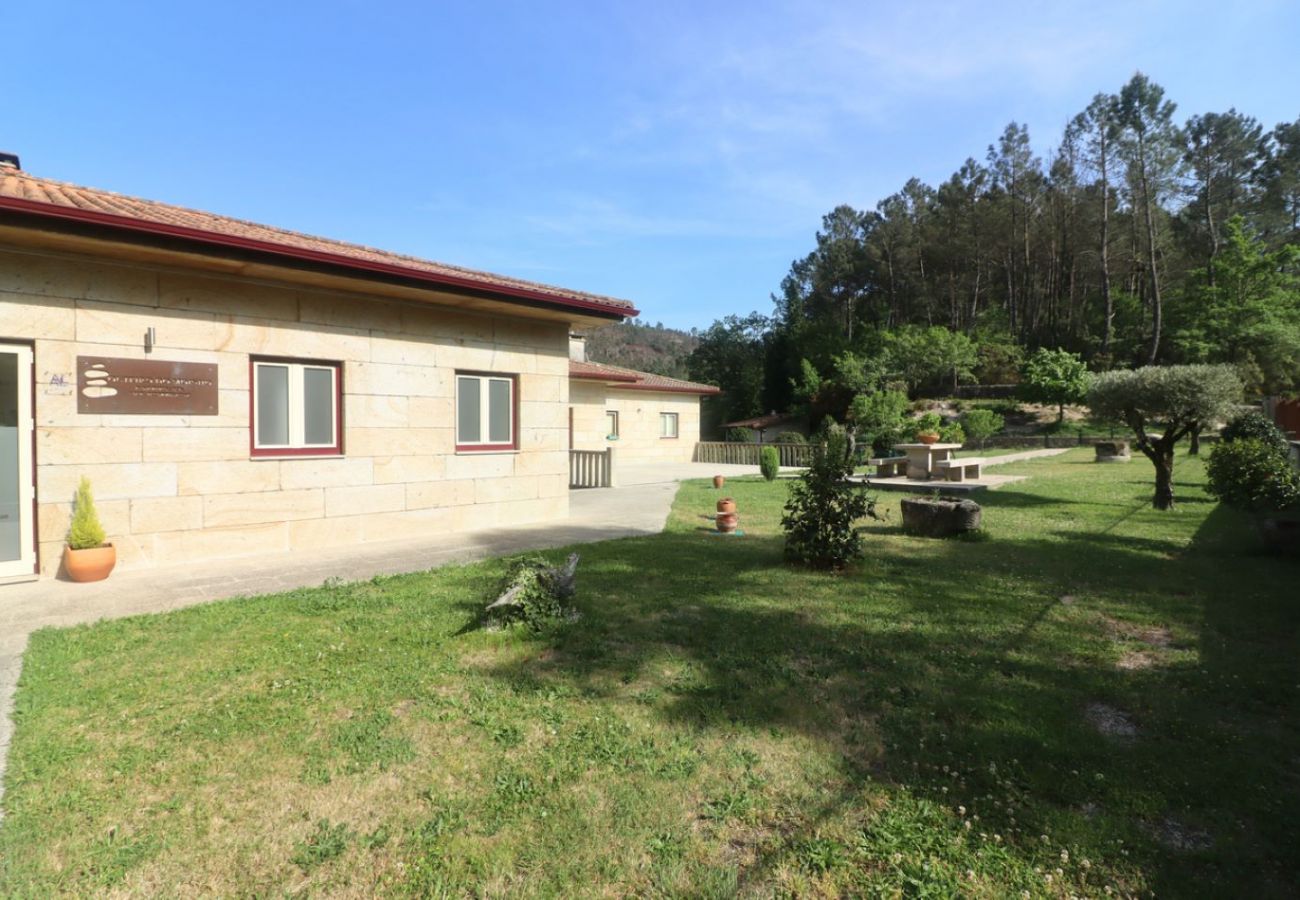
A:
900;496;982;537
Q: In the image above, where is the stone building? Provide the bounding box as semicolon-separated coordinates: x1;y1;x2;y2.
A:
0;158;710;581
566;336;719;464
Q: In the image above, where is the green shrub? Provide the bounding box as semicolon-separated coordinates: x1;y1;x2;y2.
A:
724;426;756;443
1020;348;1092;423
774;430;806;444
1206;438;1300;513
1220;411;1290;457
913;412;942;437
67;477;106;550
939;421;965;445
961;408;1004;448
759;445;780;481
848;390;909;455
781;424;873;570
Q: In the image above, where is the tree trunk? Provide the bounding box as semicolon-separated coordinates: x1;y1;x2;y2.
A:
1099;149;1114;354
1138;137;1163;364
1150;444;1176;509
1188;423;1202;456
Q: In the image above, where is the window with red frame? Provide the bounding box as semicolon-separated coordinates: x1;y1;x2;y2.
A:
456;373;516;451
251;358;342;456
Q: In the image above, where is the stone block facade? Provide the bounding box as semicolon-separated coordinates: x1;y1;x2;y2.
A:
568;380;700;464
2;247;571;576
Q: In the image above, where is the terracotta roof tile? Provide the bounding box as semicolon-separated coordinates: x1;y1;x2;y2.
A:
0;167;637;316
569;359;721;395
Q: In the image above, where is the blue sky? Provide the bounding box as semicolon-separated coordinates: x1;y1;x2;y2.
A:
8;1;1299;329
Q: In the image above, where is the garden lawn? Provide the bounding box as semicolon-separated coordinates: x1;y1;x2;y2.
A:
1;449;1296;897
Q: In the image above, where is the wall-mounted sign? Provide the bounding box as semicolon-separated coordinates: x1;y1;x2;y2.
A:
77;356;219;415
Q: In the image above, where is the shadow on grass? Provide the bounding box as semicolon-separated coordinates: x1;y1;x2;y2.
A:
464;494;1298;896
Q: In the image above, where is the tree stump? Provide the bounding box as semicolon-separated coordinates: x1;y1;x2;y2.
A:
1094;440;1131;463
900;496;982;537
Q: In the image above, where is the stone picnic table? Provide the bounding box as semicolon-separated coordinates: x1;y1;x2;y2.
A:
893;442;964;480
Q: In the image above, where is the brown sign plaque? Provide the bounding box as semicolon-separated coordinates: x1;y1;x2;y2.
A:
77;356;219;415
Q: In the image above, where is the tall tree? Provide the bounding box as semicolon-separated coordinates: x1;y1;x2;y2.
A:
686;313;770;423
1261;117;1300;242
1182;109;1266;285
1117;73;1182;364
987;123;1043;338
1069;93;1121;354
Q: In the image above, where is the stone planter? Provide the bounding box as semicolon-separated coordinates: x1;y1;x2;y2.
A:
901;497;982;537
716;498;736;514
713;475;726;489
715;512;739;533
1095;440;1131;463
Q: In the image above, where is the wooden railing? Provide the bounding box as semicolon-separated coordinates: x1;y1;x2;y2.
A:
570;448;615;488
692;441;813;467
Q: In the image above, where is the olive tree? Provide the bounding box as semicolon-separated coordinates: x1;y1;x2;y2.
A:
1089;364;1242;509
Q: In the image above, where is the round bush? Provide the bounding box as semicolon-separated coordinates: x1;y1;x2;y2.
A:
1206;438;1300;513
774;431;807;444
725;426;756;443
759;445;780;481
1220;411;1290;458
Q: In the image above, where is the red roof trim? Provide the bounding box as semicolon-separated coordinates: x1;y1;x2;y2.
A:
0;195;638;320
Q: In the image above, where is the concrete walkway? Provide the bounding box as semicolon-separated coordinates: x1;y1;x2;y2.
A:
980;447;1073;467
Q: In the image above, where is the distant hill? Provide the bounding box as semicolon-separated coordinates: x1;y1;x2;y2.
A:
580;319;699;379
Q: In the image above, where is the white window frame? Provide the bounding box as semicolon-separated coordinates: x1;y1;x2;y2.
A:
456;373;516;451
252;360;340;453
660;411;679;439
605;410;619;438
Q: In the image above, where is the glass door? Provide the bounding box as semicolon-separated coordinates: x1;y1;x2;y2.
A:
0;343;35;579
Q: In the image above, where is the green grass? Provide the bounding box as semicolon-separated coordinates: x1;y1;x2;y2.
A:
2;450;1296;897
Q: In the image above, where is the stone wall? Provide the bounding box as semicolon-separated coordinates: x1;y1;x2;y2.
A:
569;380;700;464
0;247;571;576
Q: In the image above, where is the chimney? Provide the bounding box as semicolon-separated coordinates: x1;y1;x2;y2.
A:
568;333;587;363
0;152;19;171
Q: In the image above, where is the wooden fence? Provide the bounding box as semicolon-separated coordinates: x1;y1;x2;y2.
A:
569;448;615;488
692;441;813;467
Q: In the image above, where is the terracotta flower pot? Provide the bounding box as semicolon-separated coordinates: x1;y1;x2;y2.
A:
712;475;726;489
64;544;116;582
715;512;738;533
916;431;940;445
716;498;736;514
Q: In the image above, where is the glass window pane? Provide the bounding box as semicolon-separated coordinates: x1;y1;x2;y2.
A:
0;353;18;562
303;367;335;445
256;365;290;446
457;377;481;443
605;411;617;436
488;379;512;443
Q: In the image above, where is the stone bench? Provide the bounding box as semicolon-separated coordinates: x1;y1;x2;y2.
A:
934;457;986;482
866;456;909;478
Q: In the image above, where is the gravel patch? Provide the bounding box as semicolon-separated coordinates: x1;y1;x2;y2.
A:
1085;702;1139;739
1146;817;1213;852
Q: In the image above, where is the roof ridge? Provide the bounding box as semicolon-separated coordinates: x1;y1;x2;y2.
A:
574;357;720;393
0;170;636;310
